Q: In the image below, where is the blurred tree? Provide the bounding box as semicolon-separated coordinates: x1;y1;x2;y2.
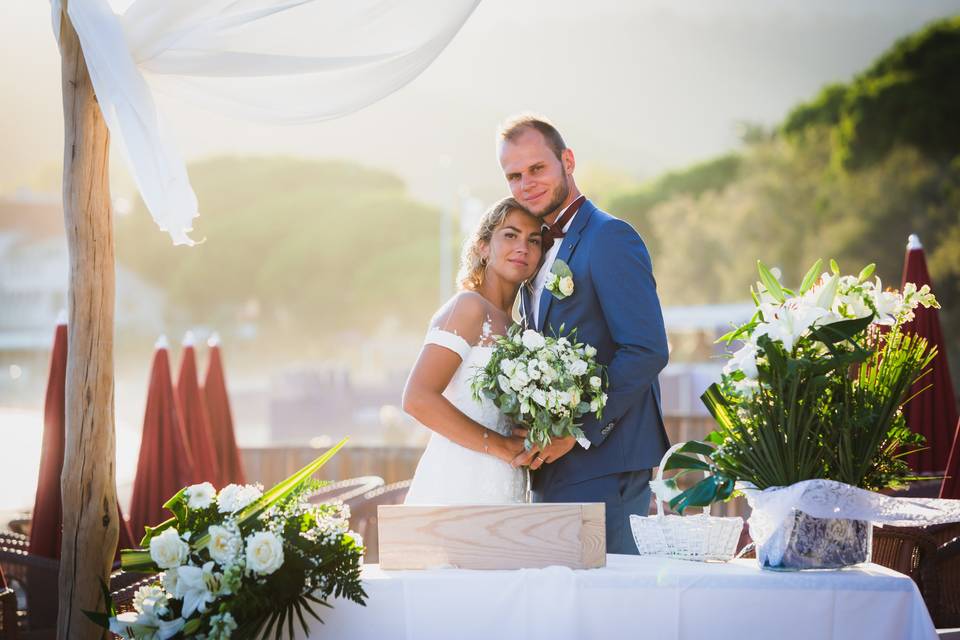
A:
783;16;960;170
117;157;441;349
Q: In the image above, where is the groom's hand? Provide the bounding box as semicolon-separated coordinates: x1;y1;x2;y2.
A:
534;435;576;469
510;429;577;470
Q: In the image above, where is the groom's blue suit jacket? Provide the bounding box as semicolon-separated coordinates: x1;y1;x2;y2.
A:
521;199;670;488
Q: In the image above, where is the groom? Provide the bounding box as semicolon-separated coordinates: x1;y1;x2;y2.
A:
498;114;670;554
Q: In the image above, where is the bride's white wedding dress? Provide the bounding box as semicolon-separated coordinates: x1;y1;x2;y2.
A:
404;326;528;504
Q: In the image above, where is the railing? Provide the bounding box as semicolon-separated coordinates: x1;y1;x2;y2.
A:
240;415;749;518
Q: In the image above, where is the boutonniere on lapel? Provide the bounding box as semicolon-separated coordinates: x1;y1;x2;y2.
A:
545;259;575;300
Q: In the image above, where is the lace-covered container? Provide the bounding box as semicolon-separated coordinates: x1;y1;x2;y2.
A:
757;510;871;570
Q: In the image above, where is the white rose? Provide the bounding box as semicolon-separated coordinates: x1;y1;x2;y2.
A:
584;345;597;358
589;376;602;389
185;482;216;510
207;525;242;566
526;361;542;380
521;329;546;351
590;398;600;413
558;276;574;296
497;374;512;394
509;369;530;391
149;528;190;569
217;484;262;514
499;358;516;376
133;584;169;617
531;388;547;407
568;359;588;376
245;531;284;576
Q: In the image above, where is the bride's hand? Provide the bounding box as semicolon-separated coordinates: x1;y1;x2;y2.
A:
491;432;527;464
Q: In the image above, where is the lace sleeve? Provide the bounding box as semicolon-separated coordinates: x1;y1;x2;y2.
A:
423;291;490;359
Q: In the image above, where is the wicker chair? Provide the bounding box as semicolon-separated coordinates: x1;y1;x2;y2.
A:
0;587;17;640
307;476;384;510
349;480;412;564
0;533;148;637
872;522;960;628
0;547;58;636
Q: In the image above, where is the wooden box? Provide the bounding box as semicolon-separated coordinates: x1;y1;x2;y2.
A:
377;503;606;570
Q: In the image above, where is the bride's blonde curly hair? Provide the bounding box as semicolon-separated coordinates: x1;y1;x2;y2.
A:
457;196;525;291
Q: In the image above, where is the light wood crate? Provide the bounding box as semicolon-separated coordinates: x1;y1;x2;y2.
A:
377;503;606;570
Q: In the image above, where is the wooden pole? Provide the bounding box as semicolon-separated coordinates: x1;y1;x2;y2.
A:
58;2;119;637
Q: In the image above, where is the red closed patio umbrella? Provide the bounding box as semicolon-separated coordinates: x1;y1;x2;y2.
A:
176;332;221;486
900;234;959;475
204;333;246;486
28;321;67;559
29;319;136;560
129;337;196;541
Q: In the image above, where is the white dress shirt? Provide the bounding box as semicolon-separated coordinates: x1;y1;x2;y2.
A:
531;199;580;328
530;197;592;450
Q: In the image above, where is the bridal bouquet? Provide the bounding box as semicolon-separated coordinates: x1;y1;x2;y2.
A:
662;259;939;512
88;440;366;639
471;324;606;450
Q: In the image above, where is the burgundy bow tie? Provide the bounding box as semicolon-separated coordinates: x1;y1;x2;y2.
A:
540;195;585;253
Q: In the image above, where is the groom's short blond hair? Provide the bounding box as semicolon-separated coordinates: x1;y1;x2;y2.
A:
498;113;567;161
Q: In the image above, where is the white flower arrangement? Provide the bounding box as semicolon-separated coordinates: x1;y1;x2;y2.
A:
88;441;366;639
545;259;575;300
472;325;607;450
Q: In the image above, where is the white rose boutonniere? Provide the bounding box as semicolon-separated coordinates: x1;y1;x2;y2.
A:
545;259;574;300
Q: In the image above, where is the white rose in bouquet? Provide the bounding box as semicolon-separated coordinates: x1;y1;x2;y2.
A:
207;524;242;566
185;482;216;509
558;276;574;297
149;528;189;569
590;376;602;390
217;483;263;514
245;531;285;575
521;329;546;351
568;358;588;376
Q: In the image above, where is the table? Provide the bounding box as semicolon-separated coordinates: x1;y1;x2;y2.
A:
297;555;937;640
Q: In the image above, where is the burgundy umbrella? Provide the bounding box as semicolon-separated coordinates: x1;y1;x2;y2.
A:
28;322;67;559
900;234;959;474
129;337;196;541
203;333;246;485
30;320;137;560
176;332;221;487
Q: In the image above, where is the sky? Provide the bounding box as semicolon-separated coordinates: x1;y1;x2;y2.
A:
2;1;959;210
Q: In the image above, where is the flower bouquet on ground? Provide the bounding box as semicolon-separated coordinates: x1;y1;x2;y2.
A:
471;324;606;450
88;438;366;639
663;259;943;569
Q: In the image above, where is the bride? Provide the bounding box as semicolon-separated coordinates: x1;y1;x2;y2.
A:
402;197;543;504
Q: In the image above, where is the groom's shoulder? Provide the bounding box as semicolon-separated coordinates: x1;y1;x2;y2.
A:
585;204;643;243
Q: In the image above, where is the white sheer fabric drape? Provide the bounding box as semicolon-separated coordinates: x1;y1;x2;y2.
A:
51;0;479;244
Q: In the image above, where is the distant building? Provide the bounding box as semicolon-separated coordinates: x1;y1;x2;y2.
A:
659;302;756;417
0;193;167;401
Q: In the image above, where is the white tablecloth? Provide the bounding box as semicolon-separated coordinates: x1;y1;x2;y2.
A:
297;555;937;640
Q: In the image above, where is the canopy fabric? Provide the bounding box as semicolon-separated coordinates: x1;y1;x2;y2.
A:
50;0;480;245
